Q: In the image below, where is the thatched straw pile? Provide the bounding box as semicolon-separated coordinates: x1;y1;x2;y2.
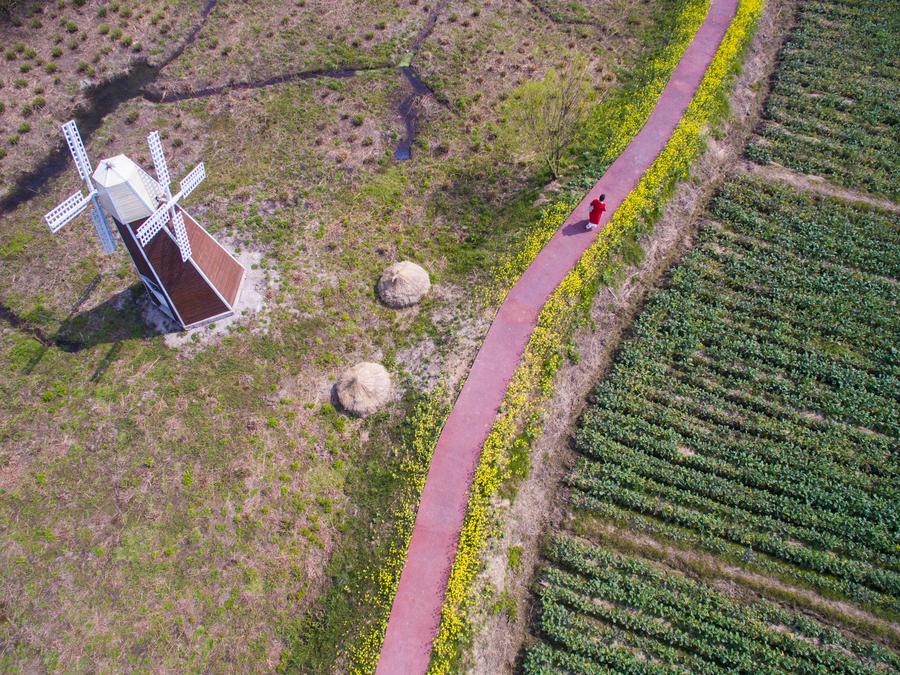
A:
336;362;391;416
377;261;431;308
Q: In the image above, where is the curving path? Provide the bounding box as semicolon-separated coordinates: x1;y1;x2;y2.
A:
376;0;739;671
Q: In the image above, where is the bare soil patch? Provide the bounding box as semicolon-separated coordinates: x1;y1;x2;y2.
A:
735;159;900;213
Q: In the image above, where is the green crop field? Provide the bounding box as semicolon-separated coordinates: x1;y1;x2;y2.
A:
570;174;899;608
526;536;900;673
522;0;900;666
524;173;900;671
746;0;900;199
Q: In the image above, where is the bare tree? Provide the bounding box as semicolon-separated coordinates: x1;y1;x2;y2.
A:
505;53;594;178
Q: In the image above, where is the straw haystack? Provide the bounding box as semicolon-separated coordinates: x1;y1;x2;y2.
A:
378;261;431;308
336;362;391;416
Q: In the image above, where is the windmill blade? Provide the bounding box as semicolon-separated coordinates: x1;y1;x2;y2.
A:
90;205;117;255
171;209;193;262
147;130;171;192
61;120;93;184
135;202;171;247
178;162;205;200
44;189;92;233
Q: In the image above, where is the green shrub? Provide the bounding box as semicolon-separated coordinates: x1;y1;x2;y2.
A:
98;23;110;34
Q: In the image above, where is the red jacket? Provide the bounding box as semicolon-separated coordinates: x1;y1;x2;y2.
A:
589;198;606;225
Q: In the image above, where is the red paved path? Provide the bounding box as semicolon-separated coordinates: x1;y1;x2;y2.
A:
376;1;739;671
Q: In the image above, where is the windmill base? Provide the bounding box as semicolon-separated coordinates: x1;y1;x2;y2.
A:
113;208;245;331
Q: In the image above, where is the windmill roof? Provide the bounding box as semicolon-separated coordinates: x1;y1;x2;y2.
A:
92;154;161;211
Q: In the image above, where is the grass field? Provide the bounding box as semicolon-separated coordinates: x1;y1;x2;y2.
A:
523;0;900;668
0;0;689;671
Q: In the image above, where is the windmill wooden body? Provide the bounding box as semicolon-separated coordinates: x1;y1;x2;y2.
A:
44;121;245;330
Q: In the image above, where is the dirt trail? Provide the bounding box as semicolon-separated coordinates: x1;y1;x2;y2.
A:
464;1;802;671
735;160;900;213
143;64;392;102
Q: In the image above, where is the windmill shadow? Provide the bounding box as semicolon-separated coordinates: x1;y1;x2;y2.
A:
54;284;180;353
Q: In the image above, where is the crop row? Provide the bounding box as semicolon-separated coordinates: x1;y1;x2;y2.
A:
745;0;899;199
524;536;899;673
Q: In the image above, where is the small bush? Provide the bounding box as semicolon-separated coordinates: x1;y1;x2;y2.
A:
23;48;36;59
121;35;133;47
110;27;122;40
51;46;63;57
31;18;42;28
98;23;110;34
68;38;79;50
125;110;139;124
97;6;107;17
18;123;31;134
351;114;364;127
375;20;386;30
8;134;20;146
120;7;131;19
363;31;374;40
73;0;87;6
15;42;25;53
65;20;78;33
45;62;58;74
21;104;33;116
19;63;31;73
4;49;15;61
0;148;6;159
13;78;27;89
32;96;46;110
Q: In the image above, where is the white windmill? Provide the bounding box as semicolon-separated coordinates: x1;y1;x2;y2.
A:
136;130;206;262
43;120;118;255
43;120;245;330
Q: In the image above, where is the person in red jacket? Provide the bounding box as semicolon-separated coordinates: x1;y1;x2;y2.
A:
587;193;606;230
